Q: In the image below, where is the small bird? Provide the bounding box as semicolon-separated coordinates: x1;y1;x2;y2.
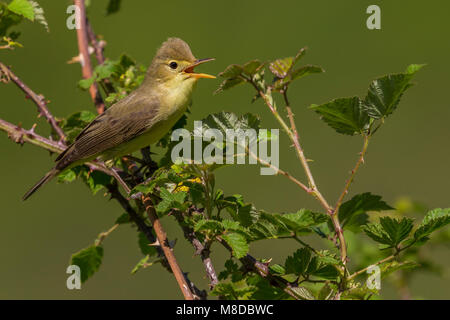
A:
23;38;215;200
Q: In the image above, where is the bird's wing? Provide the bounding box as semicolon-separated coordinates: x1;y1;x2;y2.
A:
56;94;159;169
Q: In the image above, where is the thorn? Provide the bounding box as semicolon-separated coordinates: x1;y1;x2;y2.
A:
148;239;161;247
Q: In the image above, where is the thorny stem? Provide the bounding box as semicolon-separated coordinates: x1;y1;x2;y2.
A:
0;62;66;141
73;0;105;114
141;195;195;300
334;134;371;216
348;254;396;281
173;209;219;289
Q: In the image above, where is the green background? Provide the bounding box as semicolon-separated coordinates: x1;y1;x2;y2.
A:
0;0;449;299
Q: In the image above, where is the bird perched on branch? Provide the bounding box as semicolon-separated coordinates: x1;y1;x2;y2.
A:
23;37;215;200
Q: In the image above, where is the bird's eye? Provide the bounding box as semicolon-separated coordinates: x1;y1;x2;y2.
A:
169;61;178;69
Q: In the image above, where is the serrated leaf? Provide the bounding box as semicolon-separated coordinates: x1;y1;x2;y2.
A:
57;168;77;183
290;286;315;300
197;111;261;136
278;209;329;233
363;64;424;119
269;57;294;79
194;219;223;233
414;208;450;244
214;77;244;94
310;97;370;135
155;187;187;214
222;232;249;259
285;248;311;275
8;0;34;21
242;60;263;76
70;245;103;283
83;170;112;195
219;64;243;78
363;217;414;248
339;193;393;232
290;65;324;81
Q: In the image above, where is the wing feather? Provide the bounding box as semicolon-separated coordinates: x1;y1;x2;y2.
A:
56;94;159;169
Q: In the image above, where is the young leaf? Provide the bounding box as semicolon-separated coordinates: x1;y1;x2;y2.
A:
414;208;450;244
285;248;311;275
222;232;249;259
363;217;414;248
339;193;393;232
70;245;103;283
8;0;34;21
155;187;187;215
363;64;424;119
310;97;370;135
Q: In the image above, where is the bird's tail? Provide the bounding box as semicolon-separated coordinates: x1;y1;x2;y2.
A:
22;168;59;201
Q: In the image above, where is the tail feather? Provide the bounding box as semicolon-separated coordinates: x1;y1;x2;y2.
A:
22;169;59;201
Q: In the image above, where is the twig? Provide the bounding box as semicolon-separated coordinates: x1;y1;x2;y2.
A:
281;89;332;214
348;254;396;281
0;118;64;153
216;237;307;300
172;209;219;289
334;134;371;215
0;62;66;141
73;0;105;114
141;195;195;300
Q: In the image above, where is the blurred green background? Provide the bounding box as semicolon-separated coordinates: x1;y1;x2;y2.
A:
0;0;449;299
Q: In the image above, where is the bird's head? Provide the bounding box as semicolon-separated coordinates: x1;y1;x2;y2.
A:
145;38;215;88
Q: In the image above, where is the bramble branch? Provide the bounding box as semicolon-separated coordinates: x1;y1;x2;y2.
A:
0;62;66;141
334;134;371;215
73;0;105;114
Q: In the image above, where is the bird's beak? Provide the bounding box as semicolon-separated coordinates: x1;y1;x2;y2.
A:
183;58;216;79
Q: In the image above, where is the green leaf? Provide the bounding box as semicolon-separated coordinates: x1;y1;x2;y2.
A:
363;217;414;248
339;193;393;232
363;64;424;119
8;0;34;21
269;48;306;79
60;110;97;143
138;232;158;256
70;245;103;283
414;208;450;244
115;213;130;224
194;219;223;233
57;168;78;183
197;111;260;136
310;97;370;135
82;170;112;195
222;232;249;259
278;209;329;233
106;0;121;15
285;248;311;275
214;77;245;94
219;64;243;78
242;60;263;76
269;57;295;79
155;187;187;215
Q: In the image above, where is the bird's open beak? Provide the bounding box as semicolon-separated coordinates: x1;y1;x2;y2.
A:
183;58;216;79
